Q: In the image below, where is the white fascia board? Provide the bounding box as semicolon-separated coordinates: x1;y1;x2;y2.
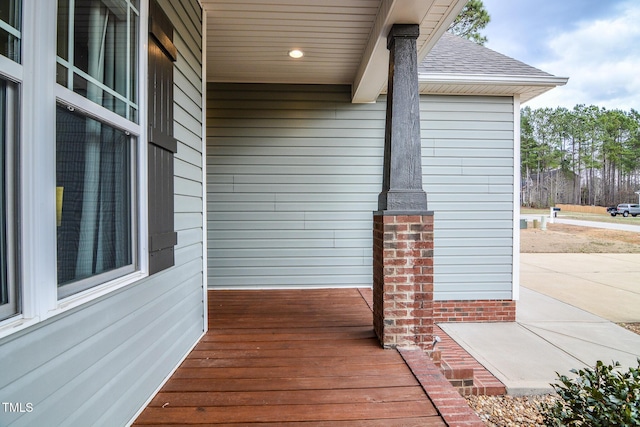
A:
351;0;466;104
418;73;569;88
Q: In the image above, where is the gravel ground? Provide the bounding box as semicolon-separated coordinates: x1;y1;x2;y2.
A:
465;395;559;427
619;322;640;335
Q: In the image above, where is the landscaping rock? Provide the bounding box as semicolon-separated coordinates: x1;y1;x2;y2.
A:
466;394;558;427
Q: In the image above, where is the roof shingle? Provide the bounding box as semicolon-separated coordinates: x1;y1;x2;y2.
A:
420;32;553;77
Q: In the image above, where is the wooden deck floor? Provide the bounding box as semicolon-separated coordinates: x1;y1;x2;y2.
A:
134;289;447;426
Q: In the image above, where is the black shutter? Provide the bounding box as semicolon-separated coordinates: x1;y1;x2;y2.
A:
148;0;178;274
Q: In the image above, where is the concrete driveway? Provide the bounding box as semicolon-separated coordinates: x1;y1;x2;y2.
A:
520;253;640;323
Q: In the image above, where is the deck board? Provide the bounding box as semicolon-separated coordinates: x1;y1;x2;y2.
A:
134;289;447;426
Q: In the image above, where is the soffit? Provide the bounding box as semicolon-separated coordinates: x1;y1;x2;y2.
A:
201;0;466;103
418;79;568;103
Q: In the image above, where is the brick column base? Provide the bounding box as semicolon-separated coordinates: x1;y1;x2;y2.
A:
373;213;434;350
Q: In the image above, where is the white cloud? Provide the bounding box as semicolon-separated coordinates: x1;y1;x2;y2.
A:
527;1;640;109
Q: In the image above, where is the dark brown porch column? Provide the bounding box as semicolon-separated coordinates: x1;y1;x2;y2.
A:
373;24;434;350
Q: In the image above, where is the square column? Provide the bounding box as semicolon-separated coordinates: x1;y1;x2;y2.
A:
379;24;427;212
373;24;434;350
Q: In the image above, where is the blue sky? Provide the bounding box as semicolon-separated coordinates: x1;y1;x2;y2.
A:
481;0;640;110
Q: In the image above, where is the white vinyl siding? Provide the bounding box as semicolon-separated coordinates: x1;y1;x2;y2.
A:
0;0;204;425
207;84;514;300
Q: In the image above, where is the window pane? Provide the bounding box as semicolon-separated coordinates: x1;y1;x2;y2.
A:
0;0;22;63
0;80;7;306
56;0;69;62
56;105;134;292
56;62;68;87
56;0;138;120
0;76;18;320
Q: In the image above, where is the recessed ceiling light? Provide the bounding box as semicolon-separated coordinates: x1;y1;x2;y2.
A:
288;49;304;59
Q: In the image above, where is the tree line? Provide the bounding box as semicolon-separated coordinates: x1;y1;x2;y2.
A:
521;105;640;208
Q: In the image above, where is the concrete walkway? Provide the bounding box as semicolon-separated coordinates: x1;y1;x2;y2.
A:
555;217;640;232
440;252;640;396
522;213;640;232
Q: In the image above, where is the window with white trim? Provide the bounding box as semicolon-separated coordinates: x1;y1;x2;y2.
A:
0;0;156;334
55;0;140;298
0;0;20;322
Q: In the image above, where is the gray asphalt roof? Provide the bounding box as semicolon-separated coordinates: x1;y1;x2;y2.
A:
420;32;554;77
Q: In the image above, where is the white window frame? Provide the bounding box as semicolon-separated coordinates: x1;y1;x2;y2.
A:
0;0;149;338
0;1;22;324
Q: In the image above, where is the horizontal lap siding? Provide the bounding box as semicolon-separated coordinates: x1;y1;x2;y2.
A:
422;96;514;300
207;87;514;300
207;84;383;288
0;1;204;426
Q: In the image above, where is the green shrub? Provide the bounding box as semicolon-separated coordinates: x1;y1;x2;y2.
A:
544;359;640;426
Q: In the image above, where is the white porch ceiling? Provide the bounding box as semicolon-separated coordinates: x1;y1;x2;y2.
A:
201;0;467;103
